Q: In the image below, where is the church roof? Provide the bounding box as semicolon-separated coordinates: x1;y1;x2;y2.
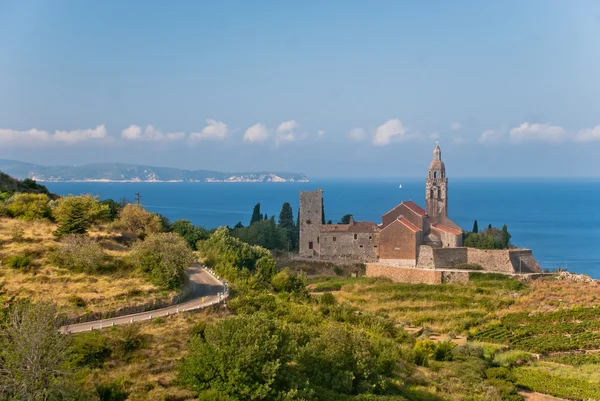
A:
431;223;462;236
397;217;421;233
320;221;379;233
402;201;427;217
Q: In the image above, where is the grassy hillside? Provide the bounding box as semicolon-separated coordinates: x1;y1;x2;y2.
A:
0;171;53;196
0;218;177;319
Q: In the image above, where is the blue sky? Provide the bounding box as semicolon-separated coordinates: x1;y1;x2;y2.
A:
1;0;599;178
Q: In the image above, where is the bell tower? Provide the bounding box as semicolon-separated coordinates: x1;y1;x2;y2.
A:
425;140;448;222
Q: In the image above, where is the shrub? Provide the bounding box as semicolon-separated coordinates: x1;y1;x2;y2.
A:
50;235;106;273
115;324;144;357
115;204;162;238
452;263;484;271
4;253;33;270
3;193;51;220
493;350;532;367
333;266;345;276
69;331;112;368
319;292;337;306
171;219;209;250
130;232;193;290
271;268;306;294
485;367;514;382
452;343;485;359
96;380;130;401
52;195;109;236
433;341;455;361
67;295;86;307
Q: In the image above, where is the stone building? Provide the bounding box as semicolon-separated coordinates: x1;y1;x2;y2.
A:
298;142;463;265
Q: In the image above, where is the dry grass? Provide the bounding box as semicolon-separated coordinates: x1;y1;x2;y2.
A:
506;277;600;314
0;218;176;318
78;309;228;400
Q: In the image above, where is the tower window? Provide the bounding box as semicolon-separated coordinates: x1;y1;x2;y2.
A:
353;234;357;240
333;236;336;242
308;241;313;250
434;171;438;179
430;188;434;199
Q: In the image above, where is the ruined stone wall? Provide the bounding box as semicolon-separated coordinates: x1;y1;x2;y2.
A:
416;246;541;273
379;219;420;260
441;271;470;283
299;189;322;257
366;264;442;284
319;231;380;262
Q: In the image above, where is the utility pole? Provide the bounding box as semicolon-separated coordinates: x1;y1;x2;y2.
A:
135;192;141;205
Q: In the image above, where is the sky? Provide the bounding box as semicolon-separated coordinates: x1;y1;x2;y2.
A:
0;0;600;178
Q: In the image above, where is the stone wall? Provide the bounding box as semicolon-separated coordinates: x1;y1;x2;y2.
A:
319;231;380;262
441;271;470;283
430;226;462;248
366;264;442;284
416;245;541;273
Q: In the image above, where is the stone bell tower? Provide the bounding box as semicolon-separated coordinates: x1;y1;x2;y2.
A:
425;141;448;222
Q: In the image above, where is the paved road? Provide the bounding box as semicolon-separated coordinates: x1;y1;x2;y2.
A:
61;265;226;334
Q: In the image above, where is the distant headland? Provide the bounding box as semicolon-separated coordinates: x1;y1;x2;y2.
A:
0;159;309;183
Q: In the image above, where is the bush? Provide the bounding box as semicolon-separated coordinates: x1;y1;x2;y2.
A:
493;350;532;367
115;324;144;357
67;295;86;307
3;193;51;220
452;343;485;359
319;292;337;306
3;253;33;270
69;331;112;368
52;194;109;236
271;268;306;294
171;219;209;250
96;380;130;401
433;341;455;361
115;204;162;238
452;263;484;271
130;232;194;289
50;235;106;273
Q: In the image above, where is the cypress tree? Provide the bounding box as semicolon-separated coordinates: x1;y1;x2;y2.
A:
501;224;511;249
278;202;294;230
472;220;479;234
250;203;261;226
264;213;268;220
321;198;325;224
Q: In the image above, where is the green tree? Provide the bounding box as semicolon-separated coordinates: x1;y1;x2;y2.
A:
171;219;209;250
0;302;74;400
130;232;194;289
321;197;326;224
3;193;51;220
233;221;244;229
53;194;109;236
339;214;353;224
472;220;479;234
179;314;305;400
501;224;511;249
100;198;121;221
250;203;262;225
278;202;294;230
233;219;287;251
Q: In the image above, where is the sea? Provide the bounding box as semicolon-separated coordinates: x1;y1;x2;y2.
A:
44;178;600;279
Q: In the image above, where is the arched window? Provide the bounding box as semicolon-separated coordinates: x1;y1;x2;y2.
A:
430;188;434;199
434;171;438;179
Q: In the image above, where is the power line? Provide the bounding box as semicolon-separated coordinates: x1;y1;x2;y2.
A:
135;192;141;205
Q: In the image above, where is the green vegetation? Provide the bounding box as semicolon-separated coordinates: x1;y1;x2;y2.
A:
170;219;209;250
473;306;600;353
464;224;511;249
0;171;52;195
50;234;107;273
514;366;600;400
340;213;353;224
1;193;52;220
114;203;162;238
232;201;298;251
130;232;194;289
53;194;109;236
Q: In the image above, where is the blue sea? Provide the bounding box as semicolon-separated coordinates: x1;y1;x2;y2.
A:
44;179;600;279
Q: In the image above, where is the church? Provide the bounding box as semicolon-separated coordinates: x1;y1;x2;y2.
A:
298;142;463;266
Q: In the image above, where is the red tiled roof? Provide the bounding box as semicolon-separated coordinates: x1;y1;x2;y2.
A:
431;223;462;236
320;221;379;233
403;201;427;217
398;217;421;233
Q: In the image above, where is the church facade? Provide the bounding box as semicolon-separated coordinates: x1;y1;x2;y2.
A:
299;143;463;266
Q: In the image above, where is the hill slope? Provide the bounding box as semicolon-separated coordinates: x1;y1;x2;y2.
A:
0;159;309;183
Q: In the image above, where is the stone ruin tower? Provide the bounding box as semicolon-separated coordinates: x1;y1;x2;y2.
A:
425;141;448;222
299;188;322;257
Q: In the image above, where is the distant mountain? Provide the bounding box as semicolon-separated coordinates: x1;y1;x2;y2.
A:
0;160;309;183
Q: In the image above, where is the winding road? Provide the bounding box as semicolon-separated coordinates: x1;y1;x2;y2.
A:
61;265;226;334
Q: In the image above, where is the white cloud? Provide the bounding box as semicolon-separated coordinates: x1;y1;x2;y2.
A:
373;119;412;146
449;122;462;131
0;125;107;146
453;136;467;144
190;119;228;141
348;128;366;142
54;125;107;143
509;122;566;143
0;128;50;144
275;120;297;144
121;124;185;141
479;129;503;144
243;123;269;142
575;125;600;142
317;130;325;137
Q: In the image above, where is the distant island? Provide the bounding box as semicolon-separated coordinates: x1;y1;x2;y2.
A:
0;159;309;183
